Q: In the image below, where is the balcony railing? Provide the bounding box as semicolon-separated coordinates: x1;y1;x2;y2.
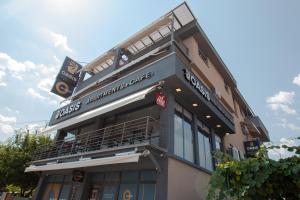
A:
32;116;160;161
245;116;269;141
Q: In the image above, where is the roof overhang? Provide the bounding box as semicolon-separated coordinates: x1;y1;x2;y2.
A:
25;153;140;172
81;2;196;74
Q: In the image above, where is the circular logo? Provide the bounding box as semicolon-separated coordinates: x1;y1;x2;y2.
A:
122;189;132;200
55;81;69;95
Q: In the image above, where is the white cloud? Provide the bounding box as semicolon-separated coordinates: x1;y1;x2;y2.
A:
38;78;54;93
4;107;20;115
0;52;59;82
279;137;296;146
0;114;17;140
27;88;47;100
277;118;300;131
0;70;6;86
293;74;300;86
43;29;72;52
0;52;62;106
266;91;295;104
268;137;297;160
266;91;296;115
26;123;46;133
0;52;37;80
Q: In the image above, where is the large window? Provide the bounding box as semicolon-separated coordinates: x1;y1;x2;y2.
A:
87;171;156;200
174;103;195;163
197;130;213;171
43;175;73;200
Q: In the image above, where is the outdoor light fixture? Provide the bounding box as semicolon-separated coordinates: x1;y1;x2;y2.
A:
206;115;211;119
176;88;182;92
192;103;198;107
216;124;221;128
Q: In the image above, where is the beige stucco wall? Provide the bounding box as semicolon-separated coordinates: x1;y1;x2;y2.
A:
223;100;248;156
183;37;235;114
167;158;211;200
181;36;255;156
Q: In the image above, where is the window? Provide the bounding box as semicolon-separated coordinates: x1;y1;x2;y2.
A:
83;72;92;81
197;130;213;171
174;108;195;163
43;175;72;200
138;171;156;200
174;114;184;158
198;47;208;65
215;135;222;151
224;82;229;93
63;130;76;141
226;146;240;161
87;171;157;200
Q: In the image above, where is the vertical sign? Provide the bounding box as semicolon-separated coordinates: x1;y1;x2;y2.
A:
51;56;82;98
244;140;261;157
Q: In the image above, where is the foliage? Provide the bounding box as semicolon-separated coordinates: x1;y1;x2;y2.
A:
0;130;52;197
207;137;300;200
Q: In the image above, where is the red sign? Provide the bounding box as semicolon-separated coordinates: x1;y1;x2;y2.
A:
155;93;167;108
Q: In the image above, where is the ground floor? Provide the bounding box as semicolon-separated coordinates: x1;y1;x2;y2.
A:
33;157;211;200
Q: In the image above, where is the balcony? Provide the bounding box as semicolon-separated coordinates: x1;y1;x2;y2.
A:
245;116;269;142
32;116;160;161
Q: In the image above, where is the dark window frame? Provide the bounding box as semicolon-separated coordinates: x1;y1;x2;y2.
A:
196;127;213;171
174;107;195;164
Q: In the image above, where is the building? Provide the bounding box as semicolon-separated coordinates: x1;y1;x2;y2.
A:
26;2;269;200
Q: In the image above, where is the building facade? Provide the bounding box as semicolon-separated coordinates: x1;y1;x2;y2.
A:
26;3;269;200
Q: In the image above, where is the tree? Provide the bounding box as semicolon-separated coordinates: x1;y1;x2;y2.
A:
0;130;52;197
207;137;300;200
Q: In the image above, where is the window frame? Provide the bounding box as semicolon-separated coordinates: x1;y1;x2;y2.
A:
174;109;195;164
196;127;213;171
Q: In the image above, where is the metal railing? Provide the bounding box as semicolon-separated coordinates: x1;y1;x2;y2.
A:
32;116;160;161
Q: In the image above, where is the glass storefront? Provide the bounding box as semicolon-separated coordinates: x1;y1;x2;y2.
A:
43;171;156;200
42;175;76;200
87;170;156;200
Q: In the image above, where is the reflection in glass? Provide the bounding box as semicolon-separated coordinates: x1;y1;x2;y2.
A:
174;114;183;157
183;120;194;163
197;131;206;168
138;184;156;200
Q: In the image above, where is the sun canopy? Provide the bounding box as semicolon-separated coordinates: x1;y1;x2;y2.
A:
25;153;140;172
44;85;157;133
81;2;195;74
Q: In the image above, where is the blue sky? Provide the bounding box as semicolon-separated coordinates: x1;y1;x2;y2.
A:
0;0;299;157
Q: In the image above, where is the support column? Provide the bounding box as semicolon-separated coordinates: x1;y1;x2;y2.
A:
159;87;175;153
156;157;168;200
192;114;200;165
210;129;217;169
33;173;46;200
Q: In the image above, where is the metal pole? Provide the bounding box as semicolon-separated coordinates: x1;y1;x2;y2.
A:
170;12;175;52
145;117;149;140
